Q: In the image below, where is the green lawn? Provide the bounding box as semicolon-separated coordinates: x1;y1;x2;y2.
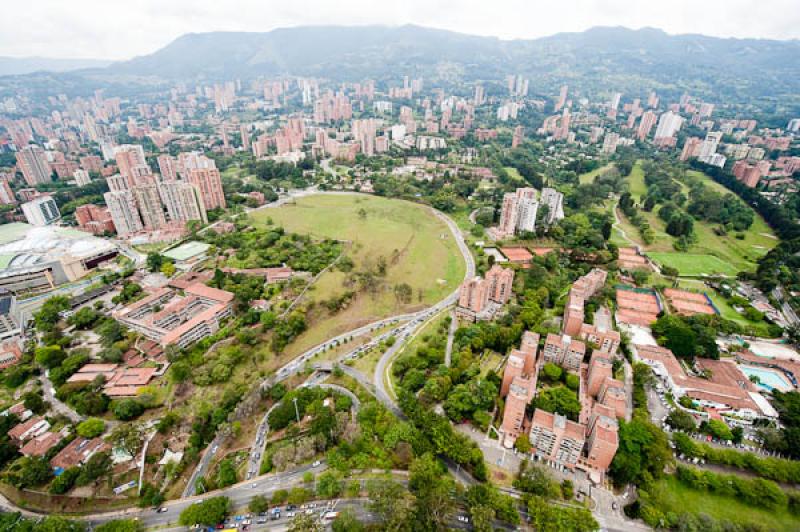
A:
578;163;615;185
623;163;778;274
627;161;648;201
649;476;800;531
503;167;526;184
647;252;740;277
250;194;466;356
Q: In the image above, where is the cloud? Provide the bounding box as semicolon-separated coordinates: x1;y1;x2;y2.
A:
2;0;798;60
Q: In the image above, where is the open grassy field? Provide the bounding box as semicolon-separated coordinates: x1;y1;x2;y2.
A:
650;476;800;531
503;166;526;184
647;252;740;277
578;162;615;185
626;161;648;201
250;194;466;356
620;163;778;275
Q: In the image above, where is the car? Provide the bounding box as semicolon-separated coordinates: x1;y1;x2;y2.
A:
612;502;619;511
312;460;321;467
457;515;469;523
156;507;168;513
286;511;296;518
251;483;257;488
305;509;314;515
286;504;296;511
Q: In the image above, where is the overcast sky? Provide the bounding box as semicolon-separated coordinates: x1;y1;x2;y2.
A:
4;0;799;60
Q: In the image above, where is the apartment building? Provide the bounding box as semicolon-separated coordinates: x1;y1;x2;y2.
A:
542;333;586;373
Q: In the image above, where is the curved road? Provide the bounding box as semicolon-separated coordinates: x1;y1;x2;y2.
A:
185;194;474;497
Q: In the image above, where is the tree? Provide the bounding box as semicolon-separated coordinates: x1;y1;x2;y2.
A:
514;433;532;453
76;451;112;485
34;296;70;332
112;399;145;421
35;345;65;369
316;471;343;499
110;423;143;457
23;391;47;415
8;456;53;488
77;418;106;438
95;520;143;532
367;480;415;531
160;261;176;277
248;495;269;514
67;307;100;329
49;467;80;494
146;252;164;272
525;495;598;532
288;513;322;532
666;410;696;432
704;419;733;441
179;496;230;526
216;459;237;488
533;386;581;421
610;418;672;486
331;508;364;532
409;454;454;530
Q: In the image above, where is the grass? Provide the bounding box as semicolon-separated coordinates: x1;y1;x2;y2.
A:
578;163;615;185
621;162;778;275
650;476;800;531
647;252;740;277
627;162;648;201
503;167;526;184
250;193;466;358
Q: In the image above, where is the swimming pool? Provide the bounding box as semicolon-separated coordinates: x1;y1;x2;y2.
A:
739;365;793;392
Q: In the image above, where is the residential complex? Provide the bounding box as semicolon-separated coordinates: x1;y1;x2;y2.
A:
456;264;514;322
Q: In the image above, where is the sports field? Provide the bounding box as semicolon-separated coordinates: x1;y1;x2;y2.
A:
249;194;466;355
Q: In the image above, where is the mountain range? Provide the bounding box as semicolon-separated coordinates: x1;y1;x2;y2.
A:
0;56;113;76
4;25;800;101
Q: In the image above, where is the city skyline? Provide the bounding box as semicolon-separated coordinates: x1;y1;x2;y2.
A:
1;0;799;60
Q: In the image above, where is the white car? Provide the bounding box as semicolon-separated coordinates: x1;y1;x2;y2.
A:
312;460;321;467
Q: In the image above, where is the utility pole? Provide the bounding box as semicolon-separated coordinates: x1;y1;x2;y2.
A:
293;397;300;423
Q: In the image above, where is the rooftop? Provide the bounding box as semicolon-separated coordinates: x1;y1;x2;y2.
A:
163;241;210;262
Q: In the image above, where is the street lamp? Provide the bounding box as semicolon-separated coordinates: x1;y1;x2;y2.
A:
293;397;300;423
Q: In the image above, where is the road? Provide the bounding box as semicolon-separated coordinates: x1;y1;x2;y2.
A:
42;370;84;423
184;193;475;497
373;204;476;408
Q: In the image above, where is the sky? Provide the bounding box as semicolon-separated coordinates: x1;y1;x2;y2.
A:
3;0;800;60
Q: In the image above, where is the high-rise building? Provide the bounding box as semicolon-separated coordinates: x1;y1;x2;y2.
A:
73;169;91;187
540;188;565;223
653;111;684;144
602;132;620;154
180;152;226;210
698;131;723;159
555;85;568;112
21;195;60;226
516;197;539;234
586;406;619;471
636;111;657;140
113;144;149;187
104;190;143;236
158;181;208;224
16;145;52;186
486;264;515;304
157;154;177;182
132;184;167;230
